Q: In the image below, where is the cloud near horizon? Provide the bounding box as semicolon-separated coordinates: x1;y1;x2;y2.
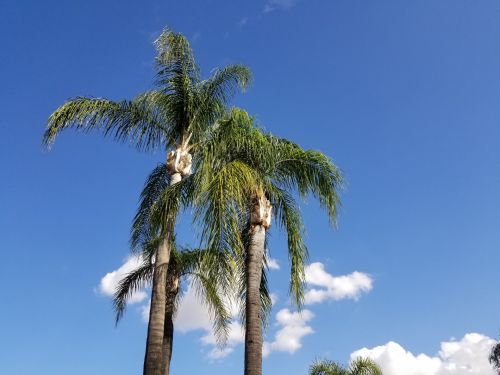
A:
351;333;496;375
100;258;374;361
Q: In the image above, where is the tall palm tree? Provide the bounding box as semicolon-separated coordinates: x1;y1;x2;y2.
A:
191;108;344;375
43;28;251;375
113;241;230;375
309;357;383;375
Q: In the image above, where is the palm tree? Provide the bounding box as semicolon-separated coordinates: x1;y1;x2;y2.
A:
490;342;500;374
309;357;383;375
113;240;230;375
128;161;273;374
43;28;250;375
191;109;344;375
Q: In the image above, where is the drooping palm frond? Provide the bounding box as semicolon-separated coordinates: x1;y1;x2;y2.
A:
131;164;171;251
147;174;195;237
193;107;342;310
44;27;251;155
192;160;259;257
43;96;168;150
114;258;153;325
113;244;234;345
265;184;307;307
268;140;344;225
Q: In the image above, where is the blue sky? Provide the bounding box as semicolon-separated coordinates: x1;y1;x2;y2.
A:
1;0;500;374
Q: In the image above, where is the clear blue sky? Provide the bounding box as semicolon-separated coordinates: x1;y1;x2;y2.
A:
1;1;500;374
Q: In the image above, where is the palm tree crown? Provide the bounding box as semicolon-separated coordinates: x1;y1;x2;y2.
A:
194;108;343;305
309;357;383;375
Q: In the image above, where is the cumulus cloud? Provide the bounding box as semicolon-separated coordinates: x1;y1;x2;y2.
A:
201;321;246;359
98;255;147;304
263;309;314;357
144;282;244;360
304;262;373;305
351;333;496;375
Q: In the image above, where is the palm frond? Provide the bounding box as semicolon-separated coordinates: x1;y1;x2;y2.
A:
309;359;345;375
154;27;199;86
113;259;153;325
131;164;171;252
348;357;383;375
193;160;258;256
43;96;167;150
265;184;307;308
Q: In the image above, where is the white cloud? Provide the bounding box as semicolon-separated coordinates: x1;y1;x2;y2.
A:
141;282;245;360
351;333;497;375
98;255;148;304
263;308;314;357
141;301;150;322
304;262;373;304
201;321;246;359
264;0;298;13
175;284;212;332
266;255;280;270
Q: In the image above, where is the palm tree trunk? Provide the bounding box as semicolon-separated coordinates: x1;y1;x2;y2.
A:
144;145;191;375
161;273;179;375
144;181;180;374
143;233;172;375
245;194;272;375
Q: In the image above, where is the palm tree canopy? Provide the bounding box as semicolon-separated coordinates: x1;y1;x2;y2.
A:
127;159;275;334
113;239;231;344
191;108;344;308
43;27;251;152
309;357;383;375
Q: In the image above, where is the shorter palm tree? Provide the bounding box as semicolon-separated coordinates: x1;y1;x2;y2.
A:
309;357;383;375
113;240;231;375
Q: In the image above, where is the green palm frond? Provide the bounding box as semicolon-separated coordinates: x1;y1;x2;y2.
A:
131;164;171;251
193;160;259;256
193;108;342;310
348;357;383;375
309;357;382;375
309;359;346;375
113;258;153;325
113;243;235;345
269;141;344;225
154;27;199;86
148;174;194;237
43;96;167;150
265;184;307;307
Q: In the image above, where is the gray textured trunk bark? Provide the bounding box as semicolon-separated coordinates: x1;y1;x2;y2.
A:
160;273;179;375
143;171;182;375
244;224;266;375
244;194;272;375
143;235;171;375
